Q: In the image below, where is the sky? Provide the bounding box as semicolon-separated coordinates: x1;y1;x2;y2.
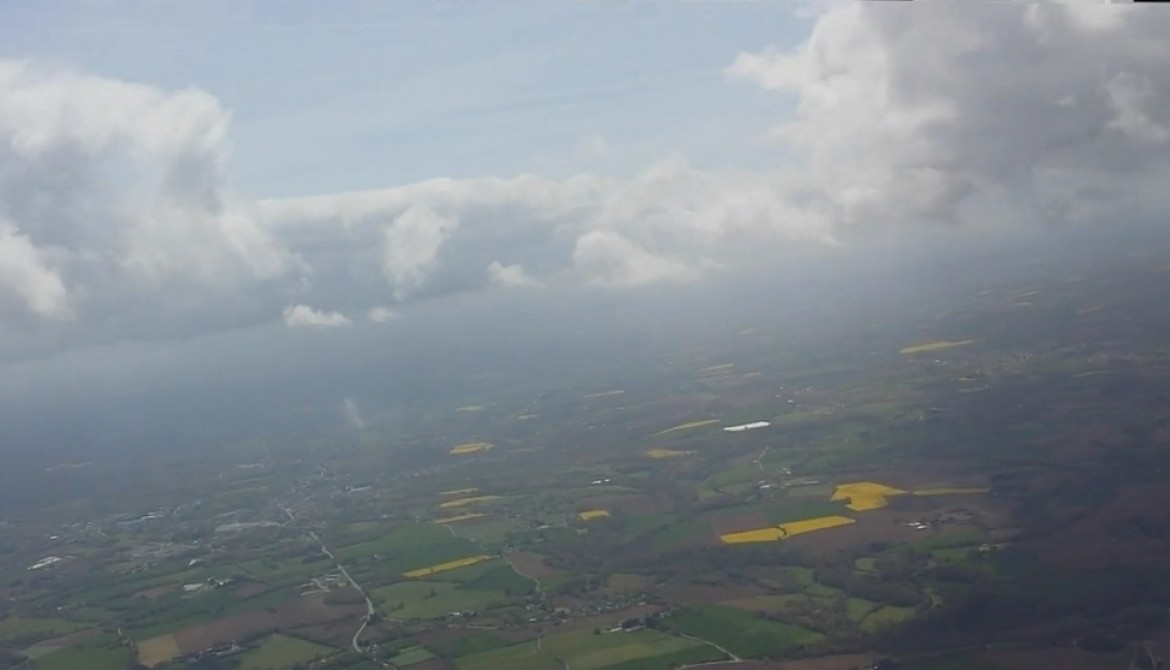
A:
1;0;1169;377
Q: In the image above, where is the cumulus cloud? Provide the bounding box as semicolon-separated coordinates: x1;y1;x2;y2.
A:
383;203;457;301
572;230;701;287
0;221;69;320
0;60;294;330
487;261;542;288
282;303;351;329
726;1;1170;230
5;2;1170;353
366;306;399;323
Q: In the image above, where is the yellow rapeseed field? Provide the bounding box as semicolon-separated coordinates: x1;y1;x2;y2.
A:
439;495;503;509
435;513;486;524
645;448;696;459
720;515;857;544
832;482;908;511
913;487;990;497
653;419;720;436
720;527;783;544
778;515;856;536
403;555;492;578
899;340;976;355
449;442;493;455
578;510;610;521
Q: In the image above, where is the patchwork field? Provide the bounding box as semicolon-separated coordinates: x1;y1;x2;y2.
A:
899;340;976;354
669;604;824;657
540;628;722;670
238;634;334;670
454;640;560;670
440;495;504;509
373;580;510;620
136;633;181;667
404;555;494;579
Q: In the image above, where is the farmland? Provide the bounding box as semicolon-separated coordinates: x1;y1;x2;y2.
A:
372;580;511;620
450;442;494;455
8;239;1170;670
238;634;335;669
403;555;493;578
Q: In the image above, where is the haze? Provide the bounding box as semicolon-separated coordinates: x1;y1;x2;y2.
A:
3;2;1166;461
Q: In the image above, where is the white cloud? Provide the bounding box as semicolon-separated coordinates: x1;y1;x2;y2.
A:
5;2;1170;354
0;60;296;333
366;305;399;323
487;261;542;288
282;303;351;329
383;203;457;301
572;230;700;287
0;222;69;319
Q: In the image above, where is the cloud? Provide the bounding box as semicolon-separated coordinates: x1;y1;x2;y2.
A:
282;303;351;329
5;2;1170;355
0;60;296;333
342;397;365;430
487;261;542;288
572;230;701;287
366;305;399;323
0;221;69;320
576;134;613;160
726;1;1170;231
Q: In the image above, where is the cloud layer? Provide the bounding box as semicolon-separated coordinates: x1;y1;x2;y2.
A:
2;2;1170;354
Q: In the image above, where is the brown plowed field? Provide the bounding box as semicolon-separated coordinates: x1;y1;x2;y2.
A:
172;591;364;654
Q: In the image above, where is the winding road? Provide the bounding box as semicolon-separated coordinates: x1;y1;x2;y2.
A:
676;632;742;667
282;506;381;661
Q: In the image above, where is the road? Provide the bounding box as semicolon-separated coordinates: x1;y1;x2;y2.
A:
676;632;742;664
504;551;544;597
309;529;376;654
282;506;381;660
753;446;770;473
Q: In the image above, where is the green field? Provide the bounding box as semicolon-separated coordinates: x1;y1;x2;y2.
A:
238;634;335;670
847;597;880;621
761;499;850;525
335;522;483;573
428;630;511;657
32;633;130;670
646;519;710;548
596;645;727;670
899;654;1002;670
540;628;715;670
0;617;89;643
373;580;509;620
461;563;536;595
390;645;436;666
450;517;522;545
454;640;560;670
669;604;824;657
860;605;916;632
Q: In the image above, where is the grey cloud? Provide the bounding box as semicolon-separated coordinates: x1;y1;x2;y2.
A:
726;1;1170;231
5;2;1170;357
